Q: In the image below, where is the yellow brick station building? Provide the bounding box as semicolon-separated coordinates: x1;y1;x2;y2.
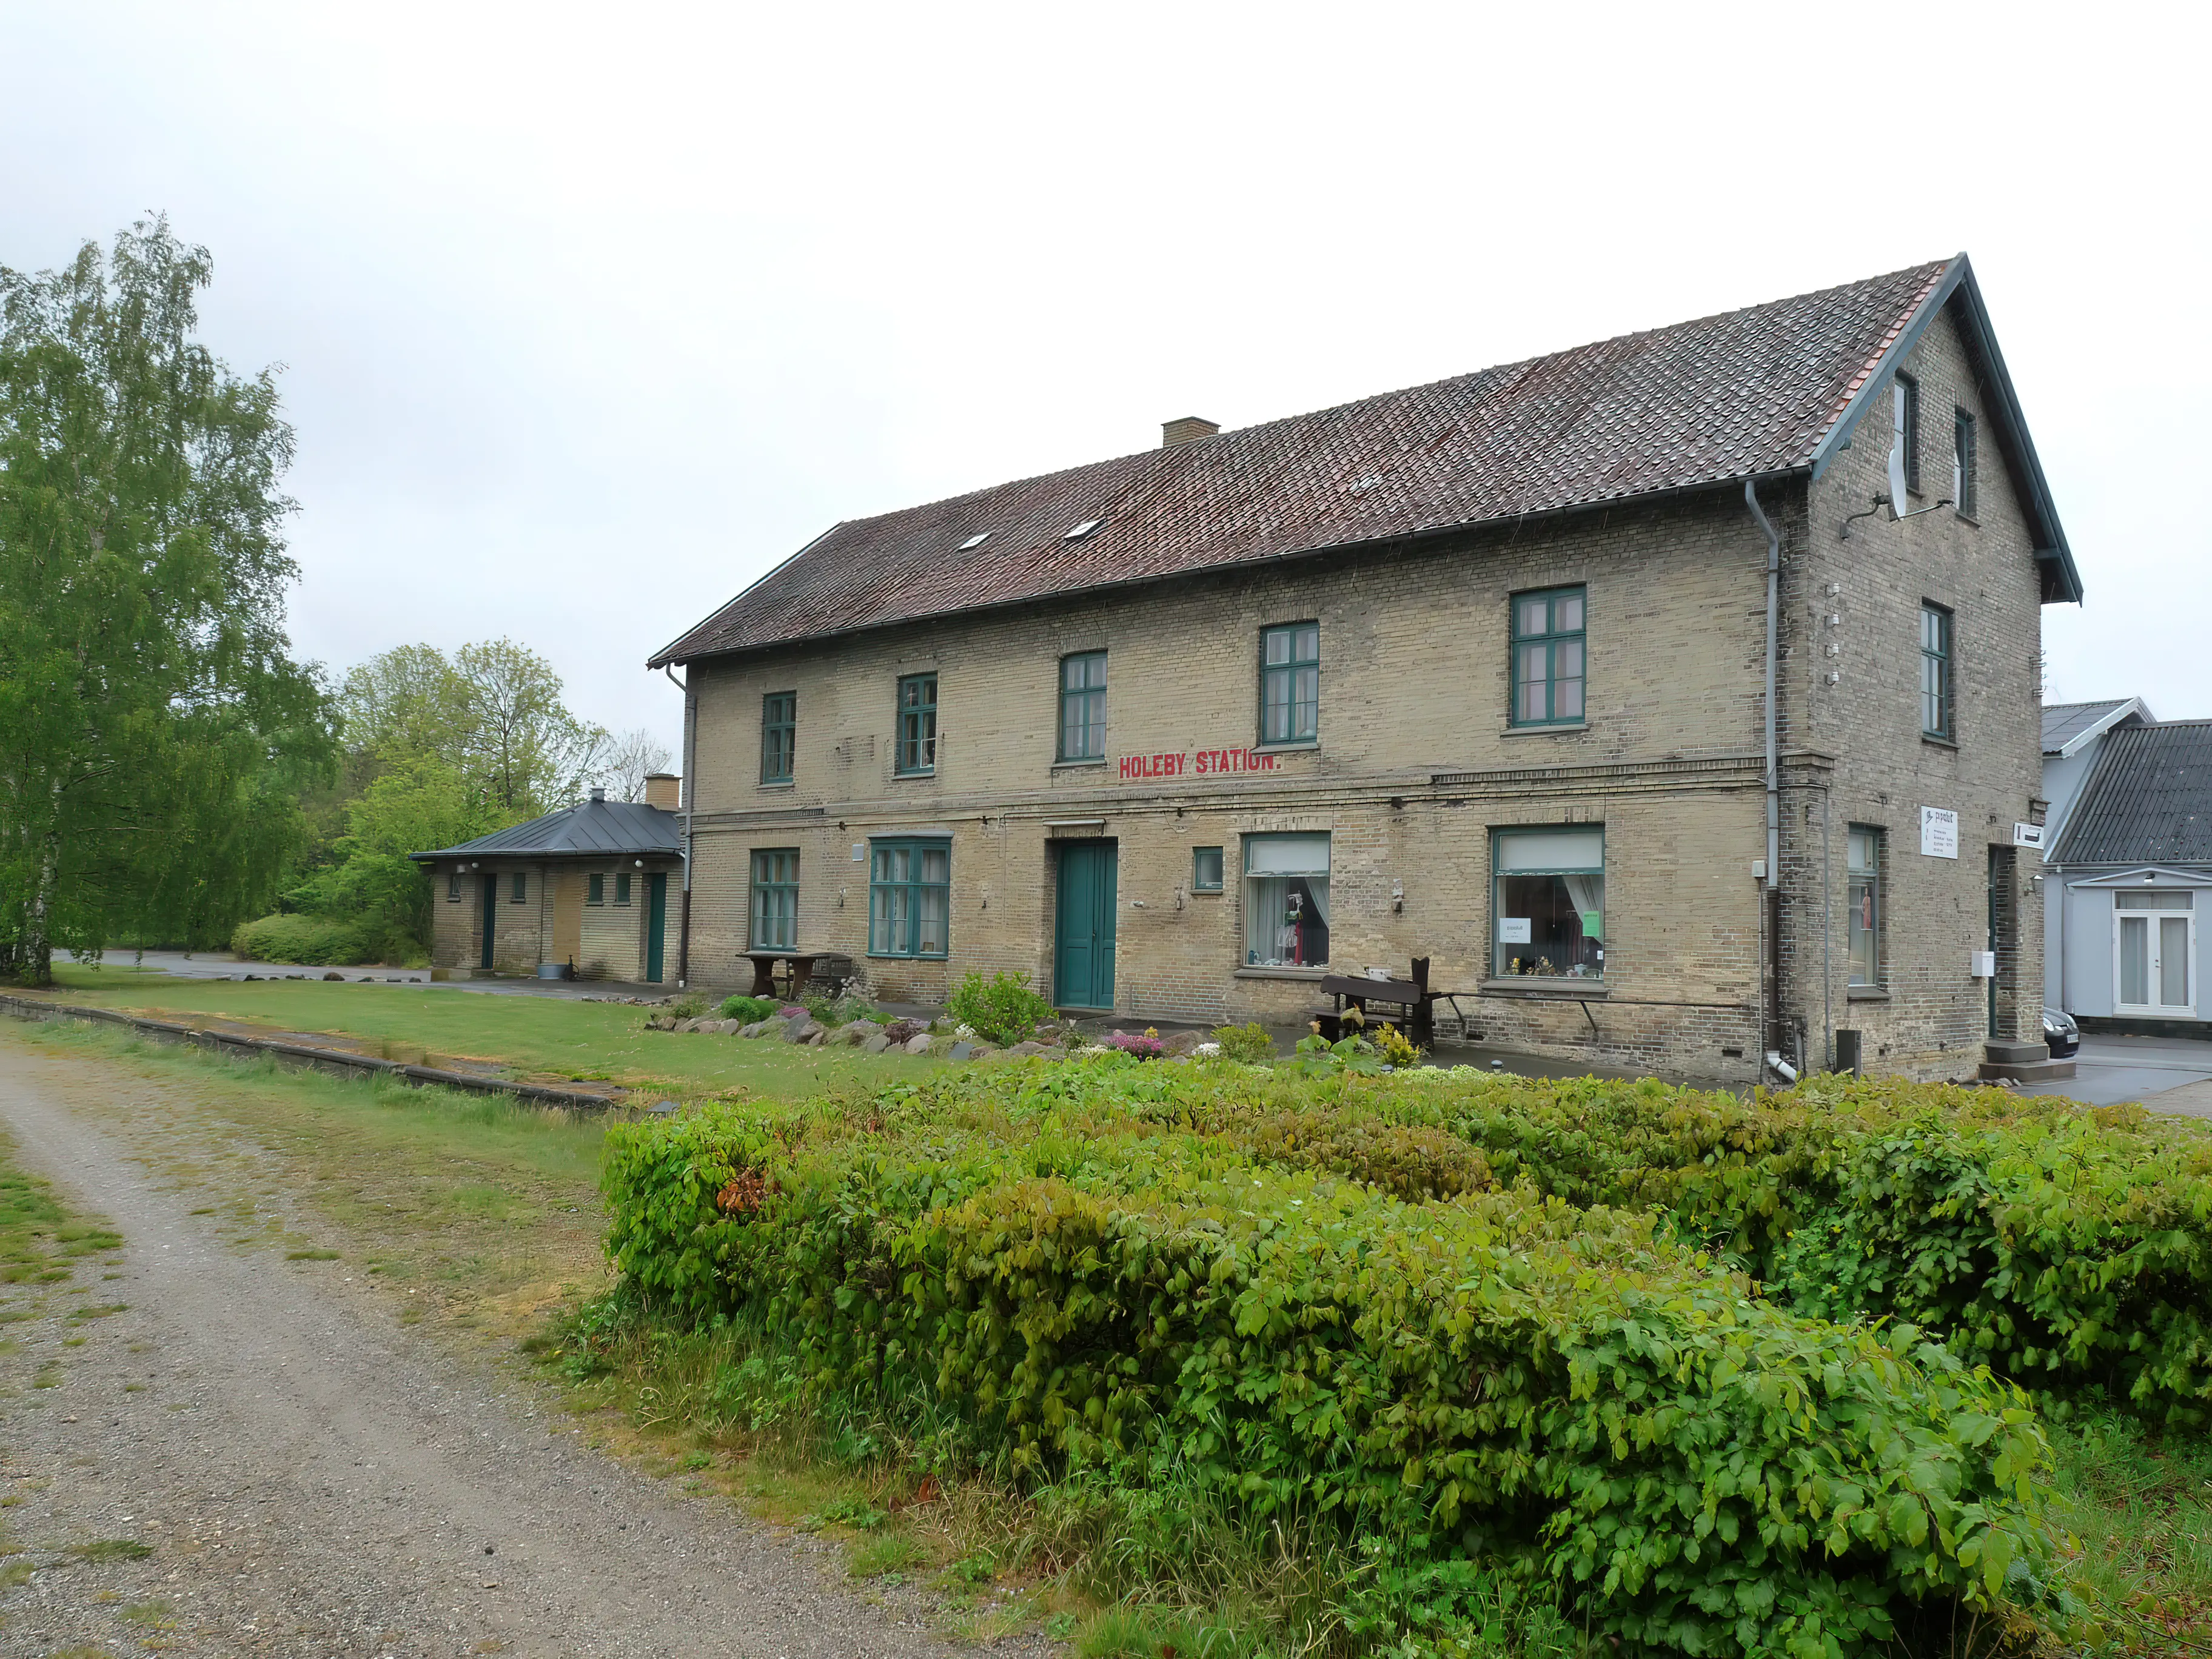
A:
651;257;2083;1084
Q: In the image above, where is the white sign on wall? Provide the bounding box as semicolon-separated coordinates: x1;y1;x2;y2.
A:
1498;917;1532;943
1920;806;1959;859
2013;822;2045;854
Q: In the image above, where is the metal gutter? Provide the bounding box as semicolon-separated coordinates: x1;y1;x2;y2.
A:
1744;479;1783;1083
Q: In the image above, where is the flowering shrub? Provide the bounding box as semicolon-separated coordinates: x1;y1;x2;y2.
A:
1102;1029;1164;1059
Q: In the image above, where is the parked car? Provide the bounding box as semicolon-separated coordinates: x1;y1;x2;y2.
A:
2043;1007;2080;1059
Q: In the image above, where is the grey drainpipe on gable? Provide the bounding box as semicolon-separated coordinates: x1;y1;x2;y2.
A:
665;662;694;988
1744;480;1785;1082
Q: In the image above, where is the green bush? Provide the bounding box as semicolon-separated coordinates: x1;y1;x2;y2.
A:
602;1078;2062;1655
1210;1022;1275;1064
945;969;1054;1045
718;995;778;1022
230;912;377;967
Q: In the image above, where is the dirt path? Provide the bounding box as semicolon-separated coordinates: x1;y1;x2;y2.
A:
0;1050;971;1658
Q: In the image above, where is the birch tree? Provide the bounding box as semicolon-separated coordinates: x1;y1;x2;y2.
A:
0;219;329;983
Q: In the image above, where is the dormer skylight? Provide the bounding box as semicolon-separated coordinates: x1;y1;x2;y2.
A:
1064;520;1101;541
958;532;989;551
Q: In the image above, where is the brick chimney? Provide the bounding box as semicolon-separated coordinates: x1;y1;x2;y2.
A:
1161;415;1219;447
643;773;680;810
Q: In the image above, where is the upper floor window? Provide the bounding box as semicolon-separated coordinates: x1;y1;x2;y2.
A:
750;848;799;950
1894;372;1922;495
1511;586;1586;726
1059;652;1107;762
760;691;796;783
896;673;938;775
1952;409;1977;519
1259;623;1319;745
1921;603;1954;740
868;839;949;957
587;873;604;905
1846;827;1883;987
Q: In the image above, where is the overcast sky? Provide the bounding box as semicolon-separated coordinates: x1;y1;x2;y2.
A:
5;2;2205;759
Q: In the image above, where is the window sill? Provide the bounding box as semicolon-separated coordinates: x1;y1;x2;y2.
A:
1252;740;1319;754
1503;722;1588;737
892;769;937;780
1846;986;1891;1002
1052;757;1108;770
1478;978;1609;999
1954;511;1980;526
1922;734;1959;751
757;779;795;790
1235;965;1329;981
865;953;948;963
1191;887;1223;896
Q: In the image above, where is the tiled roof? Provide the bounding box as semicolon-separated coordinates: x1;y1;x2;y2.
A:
654;261;1960;664
2042;698;2151;756
2048;721;2212;866
409;798;682;862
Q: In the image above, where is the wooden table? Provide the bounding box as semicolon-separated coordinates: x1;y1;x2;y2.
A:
1317;959;1440;1048
739;950;843;999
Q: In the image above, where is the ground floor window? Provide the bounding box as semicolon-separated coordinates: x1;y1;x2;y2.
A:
870;839;949;957
751;848;800;949
588;873;604;905
1192;846;1223;893
1847;827;1882;986
1244;833;1330;967
447;872;461;901
510;871;528;903
615;873;631;905
1493;827;1603;977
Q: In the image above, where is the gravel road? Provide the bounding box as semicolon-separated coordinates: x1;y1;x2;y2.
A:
0;1048;991;1658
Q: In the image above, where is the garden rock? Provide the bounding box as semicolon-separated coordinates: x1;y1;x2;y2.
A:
859;1033;893;1054
1161;1030;1205;1057
322;972;344;982
881;1019;925;1045
783;1019;825;1044
948;1041;978;1061
1003;1041;1053;1059
902;1033;932;1055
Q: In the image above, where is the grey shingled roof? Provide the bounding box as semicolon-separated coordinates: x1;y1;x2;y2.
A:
409;798;681;863
2048;721;2212;866
654;254;2080;666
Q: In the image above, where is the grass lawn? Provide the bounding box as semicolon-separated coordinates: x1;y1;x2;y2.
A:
36;965;937;1098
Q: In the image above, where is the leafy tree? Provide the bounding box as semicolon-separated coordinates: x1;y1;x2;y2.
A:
0;218;331;983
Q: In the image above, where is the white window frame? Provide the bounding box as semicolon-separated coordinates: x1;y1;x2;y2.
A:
2113;892;2196;1017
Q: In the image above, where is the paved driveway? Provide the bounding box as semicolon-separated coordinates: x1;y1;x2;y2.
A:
2022;1033;2212;1115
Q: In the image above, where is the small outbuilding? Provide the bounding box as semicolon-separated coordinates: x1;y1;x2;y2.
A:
412;776;684;983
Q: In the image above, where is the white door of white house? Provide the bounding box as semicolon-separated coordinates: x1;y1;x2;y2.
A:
2115;892;2194;1016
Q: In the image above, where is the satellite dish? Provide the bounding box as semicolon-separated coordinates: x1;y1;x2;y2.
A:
1886;434;1909;517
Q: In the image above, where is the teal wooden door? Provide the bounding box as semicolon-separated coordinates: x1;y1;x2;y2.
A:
479;874;497;969
646;873;668;984
1053;842;1117;1010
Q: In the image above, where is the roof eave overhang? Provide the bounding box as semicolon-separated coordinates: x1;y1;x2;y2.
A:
409;847;682;863
1805;253;2083;606
2063;865;2212;886
2054;696;2151;759
652;468;1809;670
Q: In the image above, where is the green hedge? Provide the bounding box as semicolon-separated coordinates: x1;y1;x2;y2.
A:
229;912;378;967
603;1085;2057;1656
893;1059;2212;1422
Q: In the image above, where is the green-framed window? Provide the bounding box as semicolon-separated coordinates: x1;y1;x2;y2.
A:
1511;587;1586;725
896;674;937;774
868;839;950;958
587;873;604;905
1952;409;1977;518
615;873;632;905
749;848;799;950
1191;846;1223;893
509;871;528;903
1492;826;1603;979
1058;651;1107;762
760;691;796;783
1847;827;1882;987
447;872;462;901
1921;603;1953;739
1259;622;1319;745
1244;833;1330;967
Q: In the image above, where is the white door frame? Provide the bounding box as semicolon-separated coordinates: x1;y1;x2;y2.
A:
2113;900;2196;1017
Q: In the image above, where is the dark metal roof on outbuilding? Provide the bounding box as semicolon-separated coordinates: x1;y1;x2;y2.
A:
409;797;682;863
2048;720;2212;866
654;253;2080;667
